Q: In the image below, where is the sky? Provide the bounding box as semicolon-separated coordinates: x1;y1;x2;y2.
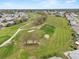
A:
0;0;79;9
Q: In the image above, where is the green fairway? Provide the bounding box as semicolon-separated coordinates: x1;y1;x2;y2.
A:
0;15;74;59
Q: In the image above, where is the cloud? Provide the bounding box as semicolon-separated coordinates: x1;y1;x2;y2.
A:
66;0;76;3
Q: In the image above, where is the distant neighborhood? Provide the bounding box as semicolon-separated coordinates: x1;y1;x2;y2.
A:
0;11;29;29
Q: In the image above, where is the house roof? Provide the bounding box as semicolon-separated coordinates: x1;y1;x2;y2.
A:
75;41;79;44
70;20;77;25
69;50;79;59
72;25;79;34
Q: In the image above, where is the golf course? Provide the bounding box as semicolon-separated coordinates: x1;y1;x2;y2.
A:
0;13;74;59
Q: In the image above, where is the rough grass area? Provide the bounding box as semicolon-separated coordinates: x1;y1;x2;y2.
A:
0;15;74;59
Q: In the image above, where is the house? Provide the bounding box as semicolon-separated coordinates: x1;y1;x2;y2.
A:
75;41;79;49
70;20;77;26
66;15;74;21
72;25;79;35
0;14;2;18
1;23;8;27
53;11;65;17
7;21;15;25
0;18;5;22
68;50;79;59
5;17;13;21
0;23;3;29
